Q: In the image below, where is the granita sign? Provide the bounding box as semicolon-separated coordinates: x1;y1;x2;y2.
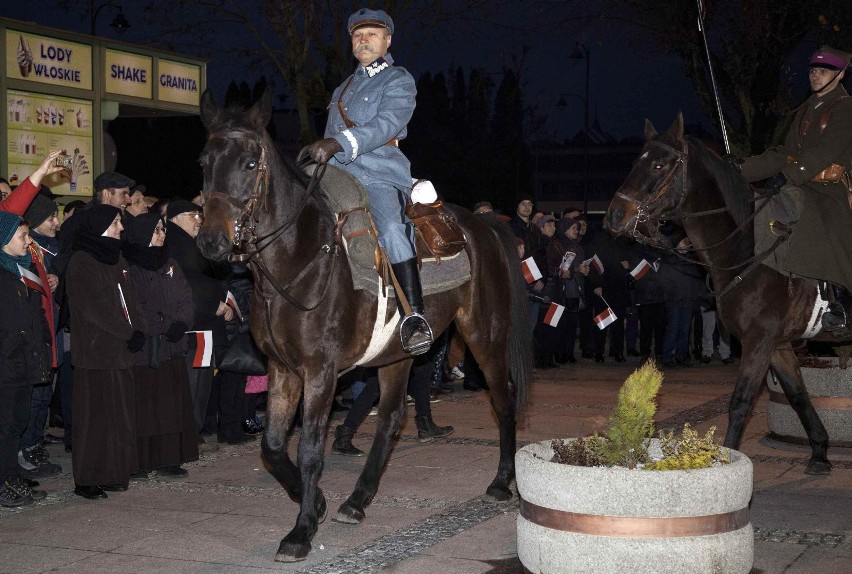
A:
158;59;200;106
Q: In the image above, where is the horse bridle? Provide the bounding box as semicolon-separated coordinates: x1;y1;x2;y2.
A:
203;131;338;312
613;139;689;246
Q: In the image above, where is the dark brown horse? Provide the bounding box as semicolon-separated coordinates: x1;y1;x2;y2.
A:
604;114;849;476
194;90;533;562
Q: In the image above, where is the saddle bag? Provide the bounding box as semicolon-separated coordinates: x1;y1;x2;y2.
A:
406;201;467;262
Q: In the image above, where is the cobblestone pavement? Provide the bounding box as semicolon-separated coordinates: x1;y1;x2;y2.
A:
0;360;849;573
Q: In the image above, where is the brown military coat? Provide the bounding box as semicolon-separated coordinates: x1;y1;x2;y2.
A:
742;85;852;291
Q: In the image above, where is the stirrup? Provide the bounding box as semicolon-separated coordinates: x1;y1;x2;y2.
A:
399;312;433;355
821;302;847;333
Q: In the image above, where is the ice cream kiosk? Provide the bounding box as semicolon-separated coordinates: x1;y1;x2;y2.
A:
1;17;206;196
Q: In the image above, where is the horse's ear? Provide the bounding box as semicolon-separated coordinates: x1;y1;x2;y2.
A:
644;119;657;141
247;88;273;130
200;89;220;129
662;112;684;141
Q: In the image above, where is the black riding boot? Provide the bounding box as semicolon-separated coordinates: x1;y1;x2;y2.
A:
392;258;434;355
822;284;851;332
331;425;364;457
414;415;454;442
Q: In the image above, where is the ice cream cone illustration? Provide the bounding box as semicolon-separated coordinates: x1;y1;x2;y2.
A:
17;35;33;78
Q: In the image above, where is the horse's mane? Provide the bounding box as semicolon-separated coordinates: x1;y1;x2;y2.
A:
684;136;752;228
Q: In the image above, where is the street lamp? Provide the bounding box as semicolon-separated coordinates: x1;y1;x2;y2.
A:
90;1;131;36
567;42;590;214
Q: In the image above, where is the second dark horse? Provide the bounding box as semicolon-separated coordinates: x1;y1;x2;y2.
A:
195;91;534;562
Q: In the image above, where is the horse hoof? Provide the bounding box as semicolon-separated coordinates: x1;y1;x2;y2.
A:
484;484;513;502
332;503;365;524
805;459;832;475
274;540;310;563
316;492;328;524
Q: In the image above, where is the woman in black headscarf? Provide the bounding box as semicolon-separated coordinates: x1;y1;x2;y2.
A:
66;205;146;500
123;213;198;478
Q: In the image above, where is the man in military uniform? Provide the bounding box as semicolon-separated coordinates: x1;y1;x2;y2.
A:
736;46;852;331
306;8;432;355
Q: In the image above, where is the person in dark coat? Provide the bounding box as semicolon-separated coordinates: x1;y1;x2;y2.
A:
586;233;632;362
627;243;666;364
658;234;704;367
166;200;231;451
124;214;198;477
550;217;587;363
0;213;51;506
66;205;147;499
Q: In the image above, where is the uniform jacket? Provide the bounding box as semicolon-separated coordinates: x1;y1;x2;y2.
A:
741;86;852;291
0;269;51;388
326;54;416;190
66;252;146;370
128;258;195;366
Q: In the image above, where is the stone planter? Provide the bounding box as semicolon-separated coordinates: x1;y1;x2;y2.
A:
516;439;753;574
767;359;852;447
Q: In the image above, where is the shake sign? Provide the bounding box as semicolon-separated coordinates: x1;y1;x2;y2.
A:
5;31;93;90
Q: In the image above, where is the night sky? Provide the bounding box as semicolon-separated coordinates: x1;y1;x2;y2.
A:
2;2;708;142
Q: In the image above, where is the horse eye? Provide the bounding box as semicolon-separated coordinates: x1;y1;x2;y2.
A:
246;160;257;170
654;164;664;170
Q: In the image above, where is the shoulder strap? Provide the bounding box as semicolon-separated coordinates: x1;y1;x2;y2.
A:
336;76;357;129
818;95;849;135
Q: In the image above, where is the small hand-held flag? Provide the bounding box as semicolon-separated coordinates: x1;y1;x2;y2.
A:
559;251;576;273
630;259;652;280
593;294;617;330
521;257;542;284
543;302;565;327
583;254;604;275
225;290;243;323
17;264;46;295
117;284;132;327
188;330;213;367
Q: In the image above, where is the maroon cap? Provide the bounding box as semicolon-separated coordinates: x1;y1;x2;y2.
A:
809;47;851;70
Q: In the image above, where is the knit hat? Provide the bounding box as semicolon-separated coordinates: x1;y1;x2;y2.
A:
515;194;534;208
557;216;579;237
24;192;58;229
167;199;200;220
0;212;23;246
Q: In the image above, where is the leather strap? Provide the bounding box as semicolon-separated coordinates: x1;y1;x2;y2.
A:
336;75;401;147
381;250;412;317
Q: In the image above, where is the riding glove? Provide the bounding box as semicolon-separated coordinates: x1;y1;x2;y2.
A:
165;321;189;343
306;138;343;164
764;172;787;194
127;330;146;352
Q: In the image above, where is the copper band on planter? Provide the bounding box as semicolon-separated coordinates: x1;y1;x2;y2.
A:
769;390;852;410
519;498;749;538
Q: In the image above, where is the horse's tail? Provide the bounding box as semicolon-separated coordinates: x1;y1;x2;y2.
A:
481;214;535;419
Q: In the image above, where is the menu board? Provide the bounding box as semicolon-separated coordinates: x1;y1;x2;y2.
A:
6;89;94;196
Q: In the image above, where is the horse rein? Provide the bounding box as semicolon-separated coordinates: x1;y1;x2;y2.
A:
614;138;787;299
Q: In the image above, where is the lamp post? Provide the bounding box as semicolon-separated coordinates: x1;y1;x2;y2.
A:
90;1;131;36
568;42;590;214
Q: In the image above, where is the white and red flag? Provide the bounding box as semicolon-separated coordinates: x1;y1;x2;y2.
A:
189;330;213;367
17;264;46;295
583;254;604;275
521;257;542;284
225;290;243;322
543;303;565;327
593;307;617;330
630;259;653;280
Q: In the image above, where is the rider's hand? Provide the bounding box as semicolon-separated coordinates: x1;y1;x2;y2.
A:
306;138;343;164
764;172;787;194
723;153;743;173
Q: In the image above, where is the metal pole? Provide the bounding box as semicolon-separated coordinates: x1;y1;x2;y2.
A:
582;47;590;214
696;0;730;153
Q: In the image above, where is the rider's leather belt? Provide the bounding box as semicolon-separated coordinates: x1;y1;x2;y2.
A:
786;155;846;183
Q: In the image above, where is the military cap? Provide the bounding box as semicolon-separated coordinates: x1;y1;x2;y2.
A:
348;8;394;35
809;46;851;70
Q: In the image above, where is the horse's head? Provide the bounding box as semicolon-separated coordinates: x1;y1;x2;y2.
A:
604;113;688;248
196;88;274;261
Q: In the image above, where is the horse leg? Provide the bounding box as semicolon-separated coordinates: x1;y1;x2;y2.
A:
274;364;336;562
723;337;775;450
769;345;831;475
457;322;516;501
335;359;411;524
